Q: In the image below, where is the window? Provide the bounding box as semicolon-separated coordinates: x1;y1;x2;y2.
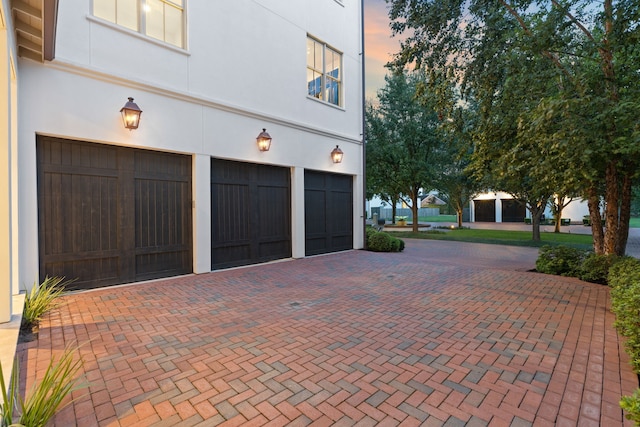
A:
93;0;185;48
307;36;342;107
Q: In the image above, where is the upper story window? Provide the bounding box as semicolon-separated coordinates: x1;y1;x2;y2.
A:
93;0;185;48
307;36;343;107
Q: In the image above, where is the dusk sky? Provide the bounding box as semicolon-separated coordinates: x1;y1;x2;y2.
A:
364;0;404;101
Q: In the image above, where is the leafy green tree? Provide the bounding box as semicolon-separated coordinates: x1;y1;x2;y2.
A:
387;0;640;254
366;70;443;232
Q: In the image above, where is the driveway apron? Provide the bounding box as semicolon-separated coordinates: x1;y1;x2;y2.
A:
17;239;637;426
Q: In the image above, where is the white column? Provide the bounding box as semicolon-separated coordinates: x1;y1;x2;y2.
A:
192;154;211;274
0;27;11;322
495;196;503;223
291;167;305;258
353;173;364;249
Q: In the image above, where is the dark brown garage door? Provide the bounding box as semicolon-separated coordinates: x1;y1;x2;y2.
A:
305;171;353;256
474;199;496;222
37;136;193;290
210;159;291;270
501;199;526;222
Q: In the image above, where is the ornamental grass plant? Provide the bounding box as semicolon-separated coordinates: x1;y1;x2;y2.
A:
0;344;87;427
22;276;72;331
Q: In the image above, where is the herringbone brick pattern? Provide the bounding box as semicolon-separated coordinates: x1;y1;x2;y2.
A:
17;240;637;426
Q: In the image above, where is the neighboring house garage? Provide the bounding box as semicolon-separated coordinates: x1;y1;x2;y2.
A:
473;199;496;222
305;170;353;256
210;158;291;270
501;199;526;222
37;136;193;290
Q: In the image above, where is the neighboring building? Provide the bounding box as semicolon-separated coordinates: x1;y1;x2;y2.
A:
0;0;365;321
471;192;589;223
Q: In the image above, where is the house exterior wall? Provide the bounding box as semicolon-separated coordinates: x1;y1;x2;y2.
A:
0;0;19;322
15;0;364;292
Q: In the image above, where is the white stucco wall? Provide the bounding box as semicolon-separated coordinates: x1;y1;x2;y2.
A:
15;0;365;289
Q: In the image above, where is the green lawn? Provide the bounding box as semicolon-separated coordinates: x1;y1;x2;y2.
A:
391;228;594;249
631;217;640;228
418;215;457;222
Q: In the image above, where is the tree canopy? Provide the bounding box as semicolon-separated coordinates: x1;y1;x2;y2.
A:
366;70;444;232
386;0;640;254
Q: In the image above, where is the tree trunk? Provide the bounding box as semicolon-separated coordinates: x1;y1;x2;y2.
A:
587;186;604;254
603;161;619;255
616;170;632;255
412;194;420;232
531;207;543;241
391;197;398;224
455;201;463;228
553;203;562;234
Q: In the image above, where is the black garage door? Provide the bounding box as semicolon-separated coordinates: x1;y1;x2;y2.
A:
474;199;496;222
37;136;193;290
210;159;291;269
501;199;526;222
305;171;353;256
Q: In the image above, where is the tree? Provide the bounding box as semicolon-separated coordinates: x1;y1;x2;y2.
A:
435;101;483;228
366;70;443;232
387;0;640;254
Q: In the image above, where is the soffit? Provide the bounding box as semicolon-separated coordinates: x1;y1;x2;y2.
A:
11;0;57;62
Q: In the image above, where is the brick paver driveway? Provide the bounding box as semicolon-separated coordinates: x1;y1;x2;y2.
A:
18;239;637;426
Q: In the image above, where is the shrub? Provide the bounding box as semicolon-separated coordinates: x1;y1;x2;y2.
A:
368;232;393;252
621;389;640;425
579;253;621;285
535;245;588;277
366;229;404;252
609;257;640;290
608;257;640;422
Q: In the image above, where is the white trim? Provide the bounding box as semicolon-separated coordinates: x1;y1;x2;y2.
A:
86;14;190;55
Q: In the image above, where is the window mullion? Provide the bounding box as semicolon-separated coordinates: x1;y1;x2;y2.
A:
140;0;147;36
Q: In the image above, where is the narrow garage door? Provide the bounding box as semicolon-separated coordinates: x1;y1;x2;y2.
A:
37;136;193;290
210;159;291;270
305;171;353;256
501;199;526;222
474;199;496;222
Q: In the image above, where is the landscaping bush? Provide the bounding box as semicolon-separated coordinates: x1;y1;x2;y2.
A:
579;253;622;285
366;228;404;252
607;257;640;424
535;245;588;276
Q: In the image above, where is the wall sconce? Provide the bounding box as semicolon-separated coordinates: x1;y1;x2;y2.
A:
331;145;344;163
256;128;272;152
120;97;142;130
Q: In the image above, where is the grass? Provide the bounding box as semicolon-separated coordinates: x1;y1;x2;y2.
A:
391;228;594;249
630;217;640;228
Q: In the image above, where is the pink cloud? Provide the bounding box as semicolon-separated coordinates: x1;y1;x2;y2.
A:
364;0;404;99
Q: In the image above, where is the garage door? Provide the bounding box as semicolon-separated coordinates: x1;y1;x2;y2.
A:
474;199;496;222
210;159;291;270
37;136;193;290
501;199;526;222
305;171;353;256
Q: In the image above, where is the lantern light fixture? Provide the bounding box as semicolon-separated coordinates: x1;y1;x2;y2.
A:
331;145;344;163
256;128;272;152
120;97;142;130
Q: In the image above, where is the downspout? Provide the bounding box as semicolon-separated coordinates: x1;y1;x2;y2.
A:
360;0;367;249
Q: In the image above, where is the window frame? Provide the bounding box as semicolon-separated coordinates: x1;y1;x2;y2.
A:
306;35;343;108
92;0;187;49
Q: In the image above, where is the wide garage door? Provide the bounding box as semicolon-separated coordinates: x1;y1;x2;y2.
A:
474;199;496;222
305;171;353;256
211;159;291;270
501;199;526;222
37;136;193;290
